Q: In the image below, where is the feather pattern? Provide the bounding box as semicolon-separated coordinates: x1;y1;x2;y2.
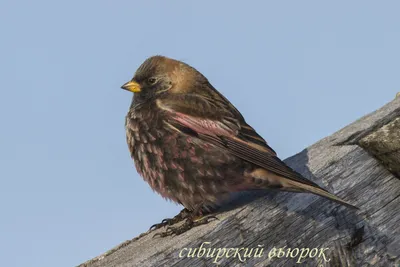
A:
124;55;357;211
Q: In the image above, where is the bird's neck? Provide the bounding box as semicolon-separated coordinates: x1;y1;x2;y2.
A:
130;93;155;110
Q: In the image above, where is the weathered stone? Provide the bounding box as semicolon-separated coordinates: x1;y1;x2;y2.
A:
360;118;400;178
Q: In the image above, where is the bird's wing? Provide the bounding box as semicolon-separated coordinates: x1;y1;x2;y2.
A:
156;94;322;189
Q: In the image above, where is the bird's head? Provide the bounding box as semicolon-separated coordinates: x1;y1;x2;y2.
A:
121;56;209;103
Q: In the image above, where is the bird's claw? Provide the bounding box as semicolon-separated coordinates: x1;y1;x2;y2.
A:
149;208;191;232
149;219;172;231
152;215;218;238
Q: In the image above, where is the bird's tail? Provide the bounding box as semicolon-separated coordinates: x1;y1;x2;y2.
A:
250;168;358;209
283;178;358;209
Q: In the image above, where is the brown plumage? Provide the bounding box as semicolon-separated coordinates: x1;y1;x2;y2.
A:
121;55;357;213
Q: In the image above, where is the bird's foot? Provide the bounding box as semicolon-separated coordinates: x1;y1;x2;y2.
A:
149;208;191;231
153;215;218;238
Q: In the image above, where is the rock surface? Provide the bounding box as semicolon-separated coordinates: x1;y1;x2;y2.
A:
79;97;400;267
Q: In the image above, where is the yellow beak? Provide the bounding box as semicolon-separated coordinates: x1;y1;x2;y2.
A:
121;80;141;93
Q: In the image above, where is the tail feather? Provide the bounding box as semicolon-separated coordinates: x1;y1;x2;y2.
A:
284;179;358;209
249;168;358;209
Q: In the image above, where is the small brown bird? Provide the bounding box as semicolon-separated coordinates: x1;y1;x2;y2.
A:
121;56;357;235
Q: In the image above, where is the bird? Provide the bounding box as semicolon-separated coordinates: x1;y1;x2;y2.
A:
121;55;357;236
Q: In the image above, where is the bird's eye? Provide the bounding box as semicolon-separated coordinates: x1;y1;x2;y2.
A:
147;77;157;85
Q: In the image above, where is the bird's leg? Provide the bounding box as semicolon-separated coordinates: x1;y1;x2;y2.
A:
153;205;218;238
149;208;191;231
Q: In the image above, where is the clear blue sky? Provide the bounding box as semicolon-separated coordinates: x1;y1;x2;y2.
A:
0;1;399;267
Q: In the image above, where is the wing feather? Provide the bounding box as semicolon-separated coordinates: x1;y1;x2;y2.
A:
157;95;324;189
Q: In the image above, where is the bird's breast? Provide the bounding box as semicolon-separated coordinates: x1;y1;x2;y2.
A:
125;106;247;208
125;107;169;189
